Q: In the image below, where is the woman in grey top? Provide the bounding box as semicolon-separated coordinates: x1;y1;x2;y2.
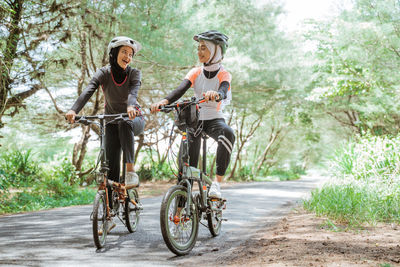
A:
65;36;145;233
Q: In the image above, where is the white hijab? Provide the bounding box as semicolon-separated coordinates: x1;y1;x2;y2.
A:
203;40;222;72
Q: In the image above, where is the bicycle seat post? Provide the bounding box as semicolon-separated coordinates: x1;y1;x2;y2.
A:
202;132;208;175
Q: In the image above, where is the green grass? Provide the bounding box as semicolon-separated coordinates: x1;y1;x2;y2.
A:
304;134;400;226
304;182;400;225
0;188;96;214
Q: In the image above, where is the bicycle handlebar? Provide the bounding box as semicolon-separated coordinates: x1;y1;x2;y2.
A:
74;113;129;125
75;113;129;120
158;98;207;113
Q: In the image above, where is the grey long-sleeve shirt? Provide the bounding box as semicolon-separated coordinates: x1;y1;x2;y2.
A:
70;65;141;114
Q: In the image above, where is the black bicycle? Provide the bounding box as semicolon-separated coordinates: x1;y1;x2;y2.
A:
157;97;226;255
74;114;142;249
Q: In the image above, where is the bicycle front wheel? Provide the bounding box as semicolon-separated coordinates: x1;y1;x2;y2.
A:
160;185;199;255
125;188;140;233
92;191;107;249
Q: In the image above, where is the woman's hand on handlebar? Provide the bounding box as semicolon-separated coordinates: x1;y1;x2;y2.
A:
150;99;169;113
203;91;221;102
65;110;77;124
127;106;140;120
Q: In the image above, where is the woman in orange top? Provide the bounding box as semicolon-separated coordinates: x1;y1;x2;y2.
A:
151;30;235;198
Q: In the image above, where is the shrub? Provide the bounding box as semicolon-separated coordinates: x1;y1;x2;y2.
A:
237;166;254;181
0;169;10;192
137;161;174;181
51;158;79;185
0;149;96;214
0;149;40;187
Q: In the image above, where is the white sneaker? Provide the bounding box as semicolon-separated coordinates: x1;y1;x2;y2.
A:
209;182;221;199
98;219;116;235
125;172;139;188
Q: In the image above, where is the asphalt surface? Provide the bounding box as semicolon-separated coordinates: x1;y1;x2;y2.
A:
0;171;325;267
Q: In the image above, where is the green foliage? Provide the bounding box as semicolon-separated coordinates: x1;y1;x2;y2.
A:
235;163;304;182
0;148;95;214
304;181;400;225
304;135;400;226
0;169;10;192
269;166;305;181
48;158;79;185
331;134;400;180
0;149;39;187
136;153;175;181
236;166;254;181
305;0;400;135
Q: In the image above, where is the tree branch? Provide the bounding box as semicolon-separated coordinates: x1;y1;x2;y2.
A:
6;84;42;107
326;111;355;127
43;85;64;114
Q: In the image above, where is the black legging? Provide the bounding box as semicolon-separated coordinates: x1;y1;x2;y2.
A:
105;117;145;182
188;118;235;176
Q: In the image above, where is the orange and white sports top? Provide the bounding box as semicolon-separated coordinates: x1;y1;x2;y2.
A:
185;66;232;120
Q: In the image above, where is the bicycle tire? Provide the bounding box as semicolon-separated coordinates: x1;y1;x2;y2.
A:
206;199;223;237
160;185;199;255
92;191;107;249
125;188;140;233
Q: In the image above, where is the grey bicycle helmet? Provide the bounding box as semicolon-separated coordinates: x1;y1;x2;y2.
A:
107;36;142;56
193;30;229;55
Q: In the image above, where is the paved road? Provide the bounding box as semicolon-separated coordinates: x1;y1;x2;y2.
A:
0;171;325;266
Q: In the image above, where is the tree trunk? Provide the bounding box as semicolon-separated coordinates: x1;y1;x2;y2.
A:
134;134;145;165
0;0;23;127
253;127;284;174
72;125;91;177
228;111;263;180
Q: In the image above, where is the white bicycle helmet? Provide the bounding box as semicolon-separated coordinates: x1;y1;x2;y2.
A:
107;36;142;55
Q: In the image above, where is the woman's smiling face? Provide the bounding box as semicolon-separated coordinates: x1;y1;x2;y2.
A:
197;40;211;63
117;46;134;69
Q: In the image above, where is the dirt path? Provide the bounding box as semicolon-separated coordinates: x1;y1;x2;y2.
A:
212;208;400;267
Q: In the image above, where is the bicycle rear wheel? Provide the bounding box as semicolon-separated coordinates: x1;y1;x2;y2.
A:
125;188;140;233
207;198;223;236
92;191;107;249
160;185;199;255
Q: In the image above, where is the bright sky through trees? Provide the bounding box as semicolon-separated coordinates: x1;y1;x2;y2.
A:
269;0;354;31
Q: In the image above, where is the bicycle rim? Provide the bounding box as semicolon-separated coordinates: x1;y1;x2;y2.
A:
125;189;140;233
160;185;199;255
92;191;107;249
